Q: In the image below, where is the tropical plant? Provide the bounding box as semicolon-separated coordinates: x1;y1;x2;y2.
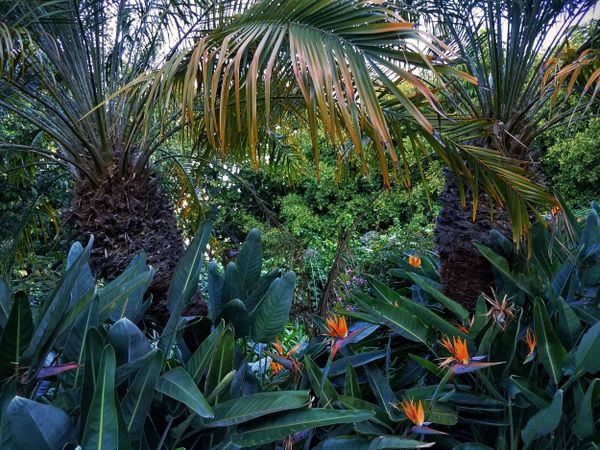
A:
416;0;598;307
0;222;383;449
320;202;600;448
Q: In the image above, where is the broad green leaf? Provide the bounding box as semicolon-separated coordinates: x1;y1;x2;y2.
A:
157;367;213;418
575;321;600;374
555;296;582;348
7;397;73;450
329;350;385;377
474;243;533;296
81;328;105;428
344;364;361;398
521;389;563;447
206;370;236;404
534;298;567;385
405;273;469;321
208;391;309;427
22;237;92;365
121;350;162;442
233;408;373;447
205;327;234;404
365;366;398;420
106;318;152;366
250;271;295;343
222;262;241;305
207;261;224;321
0;279;11;329
219;299;251;337
509;376;551;409
304;356;337;407
573;379;600;439
0;292;33;380
453;444;495;450
186;321;225;383
166;222;212;313
82;345;119;450
339;395;394;429
352;293;429;344
0;381;15;447
367;436;435;449
235;228;263;297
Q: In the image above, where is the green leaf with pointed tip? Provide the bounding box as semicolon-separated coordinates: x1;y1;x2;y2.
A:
0;279;10;330
106;318;152;366
222;262;241;306
367;436;435;449
0;292;33;380
304;356;337;407
365;366;398;420
207;261;224;321
329;351;385;377
205;327;234;404
121;350;162;443
344;364;360;398
575;321;600;374
0;381;15;448
186;321;225;383
156;367;213;418
22;238;93;365
352;293;429;344
521;389;563;447
7;396;73;450
236;228;263;298
405;273;469;322
82;345;119;450
219;299;251;337
81;327;105;428
534;299;567;386
509;376;551;409
166;222;212;313
474;243;533;296
233;409;373;447
573;379;600;439
208;391;309;427
251;272;295;343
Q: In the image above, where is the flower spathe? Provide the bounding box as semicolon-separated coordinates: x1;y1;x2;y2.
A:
524;328;537;364
408;255;422;269
326;315;348;339
439;335;503;375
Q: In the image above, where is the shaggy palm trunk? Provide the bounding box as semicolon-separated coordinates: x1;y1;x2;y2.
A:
69;167;197;321
435;169;511;308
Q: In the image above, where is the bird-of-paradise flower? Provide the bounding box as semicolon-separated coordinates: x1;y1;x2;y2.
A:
483;291;515;331
269;337;301;375
408;255;422;269
438;336;503;375
551;205;560;216
326;315;348;339
524;328;537;364
397;399;446;436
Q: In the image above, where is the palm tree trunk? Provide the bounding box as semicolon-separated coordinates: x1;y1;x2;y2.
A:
69;169;193;321
434;169;511;308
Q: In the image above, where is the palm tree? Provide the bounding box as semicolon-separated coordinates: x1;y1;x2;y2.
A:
2;0;555;315
417;0;598;306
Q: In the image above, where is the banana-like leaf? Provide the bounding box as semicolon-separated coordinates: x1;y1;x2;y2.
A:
328;350;385;377
160;222;212;354
521;389;563;447
304;356;338;407
208;391;309;427
205;327;234;404
22;238;93;365
207;261;224;321
404;273;469;322
575;321;600;374
81;328;105;428
235;228;263;298
0;292;33;380
509;376;551;409
233;408;373;447
367;436;435;449
7;396;73;450
352;292;429;344
107;318;152;366
250;271;295;343
0;279;10;330
220;299;251;337
65;241;95;309
222;262;241;307
156;367;213;418
121;350;162;442
340;395;395;430
534;298;567;386
319;435;434;449
186;321;226;383
166;222;212;313
0;381;15;447
573;378;600;440
365;366;399;420
344;364;361;398
81;345;119;450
